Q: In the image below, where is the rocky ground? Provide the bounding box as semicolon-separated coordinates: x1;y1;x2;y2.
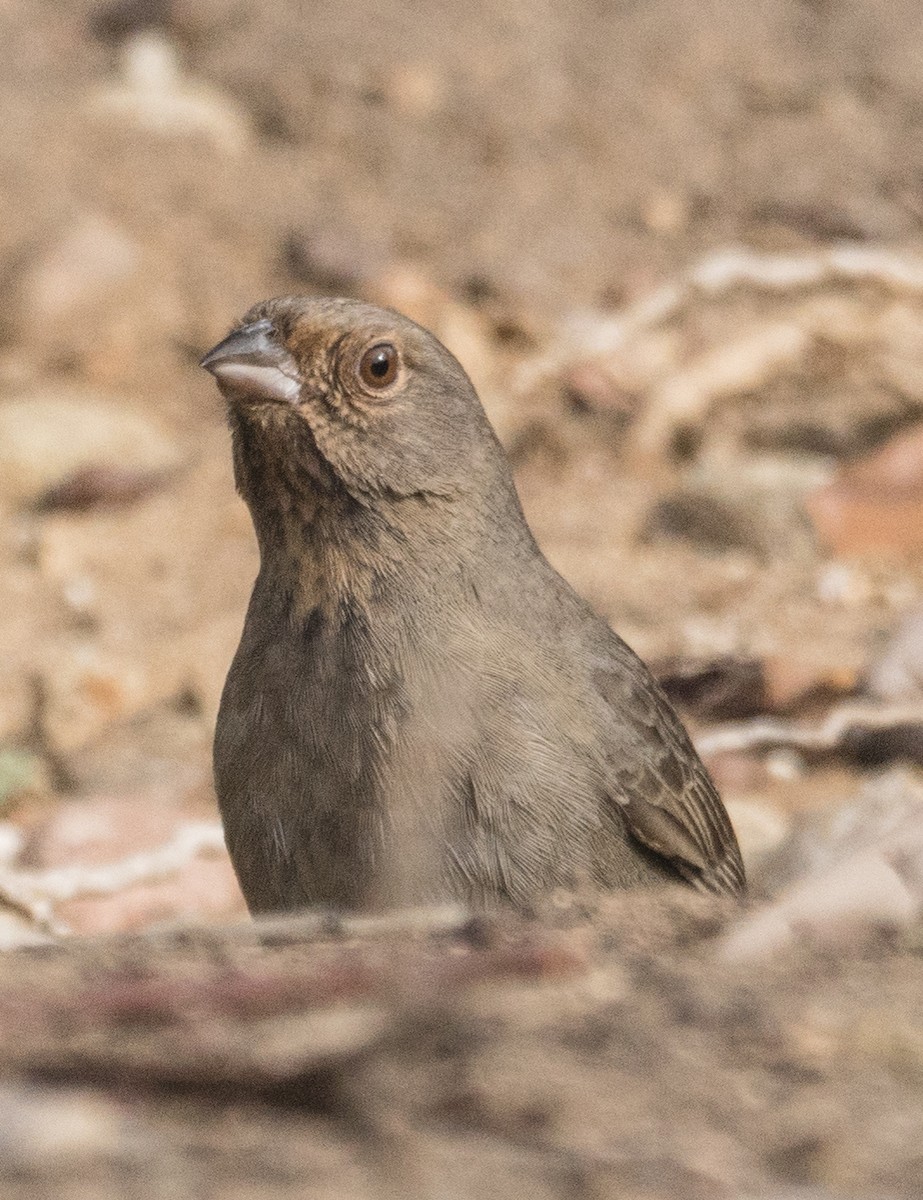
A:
4;1;923;1196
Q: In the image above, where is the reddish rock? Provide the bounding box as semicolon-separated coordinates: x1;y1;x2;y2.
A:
563;361;638;421
806;423;923;557
58;855;245;935
22;791;246;935
762;655;859;713
700;750;772;794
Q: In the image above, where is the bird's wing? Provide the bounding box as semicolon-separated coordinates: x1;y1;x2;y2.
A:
592;642;746;897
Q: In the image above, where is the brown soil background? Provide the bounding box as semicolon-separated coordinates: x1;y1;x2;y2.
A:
4;1;923;1197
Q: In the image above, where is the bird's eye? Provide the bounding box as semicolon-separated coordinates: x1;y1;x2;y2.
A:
358;342;399;391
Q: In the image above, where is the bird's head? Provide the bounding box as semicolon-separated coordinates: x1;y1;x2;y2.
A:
201;296;506;511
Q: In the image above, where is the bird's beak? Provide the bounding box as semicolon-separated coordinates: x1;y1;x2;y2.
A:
200;319;302;405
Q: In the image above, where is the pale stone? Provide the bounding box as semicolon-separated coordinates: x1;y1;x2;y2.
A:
87;32;251;154
720;847;920;964
723;798;790;868
0;1086;125;1160
720;773;923;962
20;214;139;326
867;605;923;702
0;913;54;951
0;391;179;508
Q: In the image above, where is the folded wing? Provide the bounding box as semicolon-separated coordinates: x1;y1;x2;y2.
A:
592;646;746;897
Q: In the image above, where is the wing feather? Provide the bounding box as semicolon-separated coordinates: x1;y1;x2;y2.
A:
592;645;746;897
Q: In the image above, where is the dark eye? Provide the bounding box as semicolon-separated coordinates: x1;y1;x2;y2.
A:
358;342;399;390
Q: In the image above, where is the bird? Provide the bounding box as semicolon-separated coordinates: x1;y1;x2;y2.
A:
201;296;745;914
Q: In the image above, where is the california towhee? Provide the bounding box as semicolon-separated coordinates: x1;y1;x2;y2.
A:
202;297;745;913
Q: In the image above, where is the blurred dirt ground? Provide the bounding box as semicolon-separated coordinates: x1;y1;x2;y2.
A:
5;0;923;1196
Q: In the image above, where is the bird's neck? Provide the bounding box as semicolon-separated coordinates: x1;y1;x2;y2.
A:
248;479;500;643
251;501;392;629
231;406;539;633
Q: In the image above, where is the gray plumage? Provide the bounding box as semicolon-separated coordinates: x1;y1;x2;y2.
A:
201;296;745;913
